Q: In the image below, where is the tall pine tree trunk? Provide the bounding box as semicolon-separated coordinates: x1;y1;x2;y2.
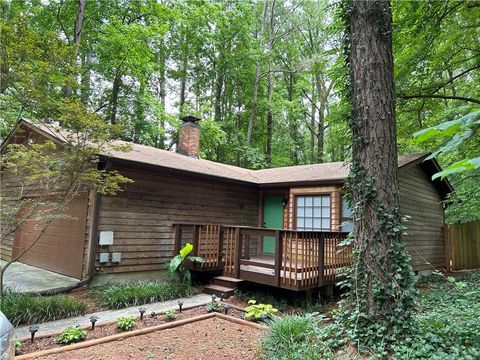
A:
345;0;415;343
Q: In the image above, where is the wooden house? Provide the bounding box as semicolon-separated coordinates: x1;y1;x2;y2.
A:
0;118;453;292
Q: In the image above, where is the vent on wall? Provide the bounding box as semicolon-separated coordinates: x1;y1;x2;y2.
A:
99;231;114;246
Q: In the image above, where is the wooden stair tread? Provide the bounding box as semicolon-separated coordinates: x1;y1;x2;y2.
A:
203;284;235;292
213;276;244;283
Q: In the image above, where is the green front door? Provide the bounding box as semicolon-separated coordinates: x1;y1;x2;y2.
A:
263;196;284;254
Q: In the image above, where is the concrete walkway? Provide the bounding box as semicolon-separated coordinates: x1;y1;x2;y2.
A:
14;293;212;339
1;261;79;293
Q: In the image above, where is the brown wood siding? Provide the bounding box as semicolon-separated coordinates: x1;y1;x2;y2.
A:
95;164;259;274
399;165;445;271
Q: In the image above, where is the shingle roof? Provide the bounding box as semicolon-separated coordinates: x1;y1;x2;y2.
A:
13;119;429;186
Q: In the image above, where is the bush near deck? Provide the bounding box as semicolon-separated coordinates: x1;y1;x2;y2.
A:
261;270;480;359
0;290;87;326
93;281;194;309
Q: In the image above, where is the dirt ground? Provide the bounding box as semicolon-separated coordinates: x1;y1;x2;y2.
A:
17;304;245;355
42;317;263;360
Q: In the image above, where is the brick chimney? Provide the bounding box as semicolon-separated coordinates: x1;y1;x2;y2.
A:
177;115;201;158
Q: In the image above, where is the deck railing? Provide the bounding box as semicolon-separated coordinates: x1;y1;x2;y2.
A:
173;223;352;290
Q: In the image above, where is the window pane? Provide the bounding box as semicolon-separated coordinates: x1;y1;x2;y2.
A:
313;196;321;206
305;207;313;217
322;195;330;207
321;207;330;218
341;221;354;233
305;218;313;228
297;197;304;206
342;197;353;217
297;207;304;217
313;218;321;230
321;218;330;230
305;197;313;206
313;207;320;217
297;217;304;229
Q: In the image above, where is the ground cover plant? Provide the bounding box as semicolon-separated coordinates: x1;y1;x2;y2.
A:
56;326;87;345
261;270;480;359
244;300;278;321
117;316;136;331
93;281;194;309
163;309;176;321
0;289;87;326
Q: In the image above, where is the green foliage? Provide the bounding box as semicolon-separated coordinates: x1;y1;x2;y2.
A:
261;314;337;360
234;288;288;312
93;281;194;310
0;289;87;326
205;300;222;313
163;309;176;321
56;326;87;345
414;110;480;179
244;300;278;321
168;243;204;284
116;316;136;331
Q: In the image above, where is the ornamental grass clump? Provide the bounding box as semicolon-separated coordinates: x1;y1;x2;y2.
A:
93;281;194;309
1;289;87;326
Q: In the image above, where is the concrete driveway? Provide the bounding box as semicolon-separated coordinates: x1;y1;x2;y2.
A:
1;260;79;293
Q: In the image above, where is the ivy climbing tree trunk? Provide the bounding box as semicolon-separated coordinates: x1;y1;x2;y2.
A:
342;0;416;348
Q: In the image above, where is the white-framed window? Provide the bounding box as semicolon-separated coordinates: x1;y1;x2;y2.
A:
295;195;331;231
341;196;354;232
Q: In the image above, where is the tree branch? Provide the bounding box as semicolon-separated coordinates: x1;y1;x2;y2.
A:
398;94;480;104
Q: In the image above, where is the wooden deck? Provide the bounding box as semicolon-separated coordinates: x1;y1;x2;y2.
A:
173;223;352;291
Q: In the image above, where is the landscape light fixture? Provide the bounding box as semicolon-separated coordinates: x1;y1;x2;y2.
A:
211;294;217;303
177;300;184;312
260;313;268;322
139;307;146;320
223;304;230;315
28;324;39;343
89;315;99;330
150;311;156;318
220;293;225;300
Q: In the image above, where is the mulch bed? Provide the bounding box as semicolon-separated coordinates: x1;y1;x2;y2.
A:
16;304;246;356
42;316;263;360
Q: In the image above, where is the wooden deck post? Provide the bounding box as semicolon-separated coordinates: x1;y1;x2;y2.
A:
193;225;200;257
234;228;242;278
274;231;282;287
173;224;182;256
218;226;224;268
318;232;325;286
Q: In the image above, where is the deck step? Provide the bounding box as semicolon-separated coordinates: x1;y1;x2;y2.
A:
203;284;236;298
213;276;244;288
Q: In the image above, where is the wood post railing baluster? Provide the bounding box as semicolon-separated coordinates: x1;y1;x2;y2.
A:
318;232;325;286
234;228;241;278
274;230;282;287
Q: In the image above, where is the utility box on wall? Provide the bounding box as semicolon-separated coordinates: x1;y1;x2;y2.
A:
99;253;109;263
111;252;122;263
99;231;114;246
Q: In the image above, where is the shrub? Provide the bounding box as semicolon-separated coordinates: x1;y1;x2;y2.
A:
262;315;335;360
0;289;87;326
56;326;87;345
93;281;194;309
244;300;278;321
117;316;136;331
163;309;176;321
205;300;222;313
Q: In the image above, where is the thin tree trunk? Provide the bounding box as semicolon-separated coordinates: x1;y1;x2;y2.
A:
309;78;316;163
158;59;166;149
64;0;86;97
110;70;122;125
179;53;188;112
80;50;91;104
246;0;269;149
265;0;276;166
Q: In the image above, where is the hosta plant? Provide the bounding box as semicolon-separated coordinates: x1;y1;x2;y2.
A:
117;316;136;331
163;309;176;321
244;300;279;321
56;326;87;345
